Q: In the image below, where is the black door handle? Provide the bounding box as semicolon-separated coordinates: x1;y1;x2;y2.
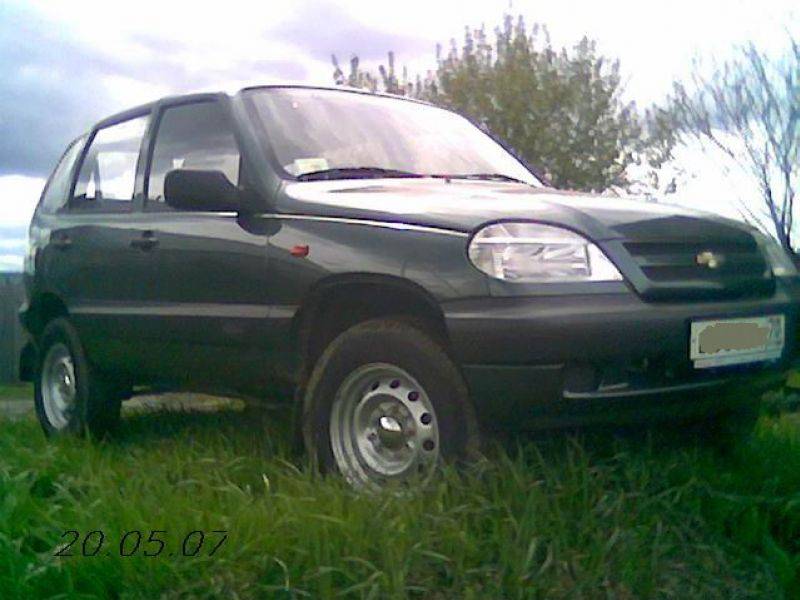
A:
52;235;72;250
130;231;159;251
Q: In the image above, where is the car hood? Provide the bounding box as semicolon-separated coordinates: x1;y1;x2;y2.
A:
280;178;754;241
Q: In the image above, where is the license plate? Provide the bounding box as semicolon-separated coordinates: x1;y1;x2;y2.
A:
690;314;784;369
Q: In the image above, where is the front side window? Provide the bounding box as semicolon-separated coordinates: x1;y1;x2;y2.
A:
245;87;539;185
73;116;148;209
147;101;240;205
40;136;86;213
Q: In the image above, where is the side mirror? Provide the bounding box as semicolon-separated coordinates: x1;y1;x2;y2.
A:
163;169;240;212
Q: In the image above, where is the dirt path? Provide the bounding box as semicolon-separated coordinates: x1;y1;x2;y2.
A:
0;394;242;422
0;398;32;420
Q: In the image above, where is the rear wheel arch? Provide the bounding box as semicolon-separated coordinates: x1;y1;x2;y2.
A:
34;317;121;438
26;292;69;338
19;292;70;382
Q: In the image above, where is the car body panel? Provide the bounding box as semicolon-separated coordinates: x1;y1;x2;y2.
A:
31;211;153;373
116;210;274;389
280;178;756;240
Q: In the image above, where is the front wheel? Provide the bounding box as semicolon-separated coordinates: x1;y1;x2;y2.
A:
34;318;121;438
302;319;479;488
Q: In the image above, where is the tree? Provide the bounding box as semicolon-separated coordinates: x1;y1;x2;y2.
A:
332;51;412;96
332;14;674;194
668;38;799;249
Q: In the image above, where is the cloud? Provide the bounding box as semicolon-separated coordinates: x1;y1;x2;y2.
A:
0;175;45;225
0;224;29;273
0;4;120;177
0;0;440;181
271;0;433;66
0;239;26;250
0;225;29;239
0;254;23;271
0;175;43;270
0;3;319;179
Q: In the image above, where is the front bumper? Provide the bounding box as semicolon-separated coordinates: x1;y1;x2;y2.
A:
443;282;800;428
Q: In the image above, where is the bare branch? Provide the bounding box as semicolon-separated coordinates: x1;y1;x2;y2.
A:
668;34;799;250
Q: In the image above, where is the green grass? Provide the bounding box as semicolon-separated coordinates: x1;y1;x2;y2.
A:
0;382;32;400
1;402;799;598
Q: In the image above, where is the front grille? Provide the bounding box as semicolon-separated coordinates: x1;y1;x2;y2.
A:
623;239;774;301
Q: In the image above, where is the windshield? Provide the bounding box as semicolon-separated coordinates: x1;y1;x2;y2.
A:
245;87;540;185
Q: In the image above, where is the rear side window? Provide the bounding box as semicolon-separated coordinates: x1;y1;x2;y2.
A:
147;101;240;205
72;115;148;210
40;137;85;213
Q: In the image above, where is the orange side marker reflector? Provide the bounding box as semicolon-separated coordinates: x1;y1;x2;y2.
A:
290;244;310;258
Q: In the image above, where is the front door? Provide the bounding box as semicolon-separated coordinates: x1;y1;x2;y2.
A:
134;99;272;393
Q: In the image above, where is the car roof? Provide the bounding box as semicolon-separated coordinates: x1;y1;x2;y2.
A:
240;83;434;107
92;84;434;132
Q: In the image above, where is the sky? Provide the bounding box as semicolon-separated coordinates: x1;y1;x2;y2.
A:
0;0;797;270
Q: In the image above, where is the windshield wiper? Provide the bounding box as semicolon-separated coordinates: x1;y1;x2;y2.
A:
296;167;424;181
429;173;530;184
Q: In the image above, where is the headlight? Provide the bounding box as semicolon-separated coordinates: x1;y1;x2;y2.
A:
759;234;798;277
468;222;623;283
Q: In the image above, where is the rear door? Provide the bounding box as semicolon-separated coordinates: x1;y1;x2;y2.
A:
135;98;272;391
53;113;153;374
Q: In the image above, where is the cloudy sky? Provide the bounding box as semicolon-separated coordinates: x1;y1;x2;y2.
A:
0;0;796;269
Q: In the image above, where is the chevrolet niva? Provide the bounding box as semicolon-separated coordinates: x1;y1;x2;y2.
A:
19;85;799;487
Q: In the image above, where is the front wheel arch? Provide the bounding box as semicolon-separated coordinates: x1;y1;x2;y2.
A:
292;274;449;382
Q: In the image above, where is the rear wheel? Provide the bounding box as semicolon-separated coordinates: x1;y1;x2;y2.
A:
34;318;121;438
302;319;479;488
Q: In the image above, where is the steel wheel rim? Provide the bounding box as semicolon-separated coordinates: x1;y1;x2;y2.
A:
330;363;440;487
41;343;77;430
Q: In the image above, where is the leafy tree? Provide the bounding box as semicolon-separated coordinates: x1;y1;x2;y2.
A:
667;38;799;249
332;15;674;193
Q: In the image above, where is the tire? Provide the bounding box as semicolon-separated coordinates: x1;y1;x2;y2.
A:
302;318;479;488
34;318;121;438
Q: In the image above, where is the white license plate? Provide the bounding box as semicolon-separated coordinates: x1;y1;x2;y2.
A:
690;314;784;369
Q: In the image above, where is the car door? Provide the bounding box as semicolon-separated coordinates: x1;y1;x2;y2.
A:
134;98;272;391
50;113;154;375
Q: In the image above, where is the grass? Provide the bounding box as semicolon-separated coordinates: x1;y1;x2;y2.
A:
0;398;799;598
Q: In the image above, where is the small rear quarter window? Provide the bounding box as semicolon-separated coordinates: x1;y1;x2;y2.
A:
72;115;148;210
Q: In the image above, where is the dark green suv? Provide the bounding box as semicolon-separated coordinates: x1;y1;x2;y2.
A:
20;85;799;487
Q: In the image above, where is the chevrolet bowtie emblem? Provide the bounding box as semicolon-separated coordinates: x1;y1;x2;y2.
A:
696;250;724;269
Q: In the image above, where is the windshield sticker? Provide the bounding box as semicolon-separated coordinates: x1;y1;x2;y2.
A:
290;158;329;176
